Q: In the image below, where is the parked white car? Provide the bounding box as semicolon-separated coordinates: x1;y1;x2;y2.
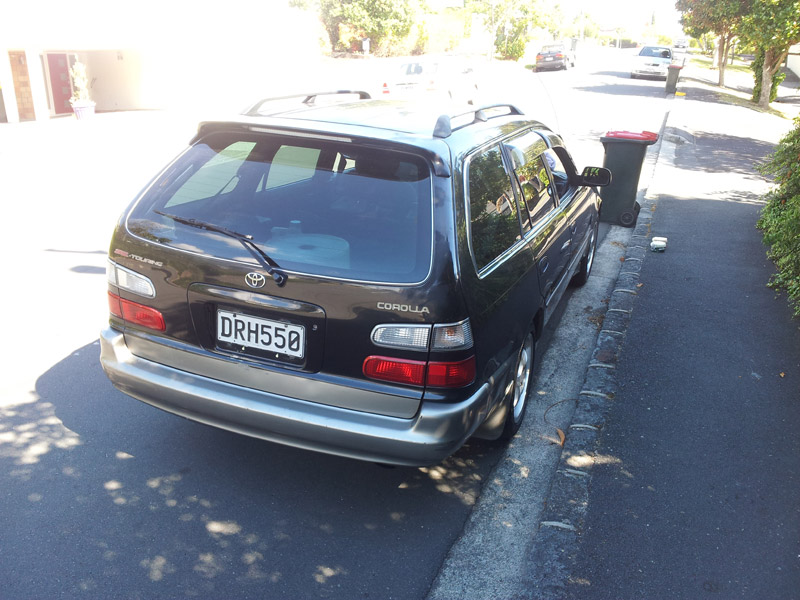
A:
631;46;673;80
379;59;479;104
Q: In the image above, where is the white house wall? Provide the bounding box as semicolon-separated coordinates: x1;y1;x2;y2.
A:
82;50;143;112
788;44;799;80
1;1;328;122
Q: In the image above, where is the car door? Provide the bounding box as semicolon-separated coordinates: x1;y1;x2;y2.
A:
461;142;538;387
503;131;572;309
542;147;591;265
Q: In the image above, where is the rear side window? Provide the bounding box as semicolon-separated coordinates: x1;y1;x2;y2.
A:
128;132;433;284
166;141;256;207
505;131;554;227
467;145;522;271
262;146;321;189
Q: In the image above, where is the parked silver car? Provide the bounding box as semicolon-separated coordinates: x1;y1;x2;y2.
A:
631;46;673;80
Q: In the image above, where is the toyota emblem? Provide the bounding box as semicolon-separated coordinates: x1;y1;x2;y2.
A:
245;272;267;288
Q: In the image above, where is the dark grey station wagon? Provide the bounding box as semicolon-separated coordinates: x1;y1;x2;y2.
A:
100;93;609;466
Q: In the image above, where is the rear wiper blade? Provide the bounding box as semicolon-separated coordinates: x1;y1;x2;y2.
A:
154;210;287;287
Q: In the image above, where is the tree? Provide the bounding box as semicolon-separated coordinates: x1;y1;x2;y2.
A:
468;0;553;60
675;0;752;87
739;0;800;107
298;0;418;53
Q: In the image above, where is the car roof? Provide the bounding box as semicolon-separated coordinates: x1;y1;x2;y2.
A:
192;95;552;175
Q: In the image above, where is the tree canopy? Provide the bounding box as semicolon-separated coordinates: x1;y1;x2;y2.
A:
674;0;751;86
467;0;558;60
739;0;800;107
306;0;418;53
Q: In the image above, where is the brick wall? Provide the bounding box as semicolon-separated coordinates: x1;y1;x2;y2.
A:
8;51;35;121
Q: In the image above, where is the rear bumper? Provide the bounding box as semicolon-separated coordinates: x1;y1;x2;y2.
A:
536;59;566;70
99;327;492;466
631;66;669;78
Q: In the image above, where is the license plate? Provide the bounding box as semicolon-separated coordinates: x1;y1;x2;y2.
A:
217;310;305;359
545;57;553;61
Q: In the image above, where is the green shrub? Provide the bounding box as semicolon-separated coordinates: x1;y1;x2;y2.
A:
757;115;800;317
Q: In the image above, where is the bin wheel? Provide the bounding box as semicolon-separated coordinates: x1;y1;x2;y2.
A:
619;211;636;227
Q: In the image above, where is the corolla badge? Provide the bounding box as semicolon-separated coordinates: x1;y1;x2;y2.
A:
377;302;430;314
245;272;267;288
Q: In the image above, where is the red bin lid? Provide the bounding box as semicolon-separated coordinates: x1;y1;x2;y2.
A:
603;130;659;142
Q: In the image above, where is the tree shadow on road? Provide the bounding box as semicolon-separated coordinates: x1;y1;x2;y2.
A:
674;130;777;177
0;342;504;599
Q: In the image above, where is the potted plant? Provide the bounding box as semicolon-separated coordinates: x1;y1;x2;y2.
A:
69;59;95;120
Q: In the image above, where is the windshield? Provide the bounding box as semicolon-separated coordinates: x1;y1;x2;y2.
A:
128;131;434;284
639;47;671;58
541;45;564;53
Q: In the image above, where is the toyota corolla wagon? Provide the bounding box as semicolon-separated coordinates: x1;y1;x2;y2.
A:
100;93;609;466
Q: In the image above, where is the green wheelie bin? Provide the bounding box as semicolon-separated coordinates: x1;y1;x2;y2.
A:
599;130;658;227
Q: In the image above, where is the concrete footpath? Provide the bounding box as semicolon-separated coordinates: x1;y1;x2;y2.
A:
538;73;800;596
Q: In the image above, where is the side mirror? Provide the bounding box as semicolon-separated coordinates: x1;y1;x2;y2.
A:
580;166;612;187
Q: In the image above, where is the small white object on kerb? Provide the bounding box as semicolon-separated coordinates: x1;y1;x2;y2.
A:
650;236;668;252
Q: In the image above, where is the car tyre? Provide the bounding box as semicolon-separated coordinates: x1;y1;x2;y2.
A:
571;220;598;287
501;333;535;439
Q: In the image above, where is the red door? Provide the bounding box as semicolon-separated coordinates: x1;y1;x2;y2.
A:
47;54;72;115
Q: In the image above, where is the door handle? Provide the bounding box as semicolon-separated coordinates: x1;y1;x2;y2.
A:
540;257;549;273
570;222;578;234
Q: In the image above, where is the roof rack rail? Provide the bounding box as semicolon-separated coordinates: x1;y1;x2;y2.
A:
243;90;372;116
433;104;524;138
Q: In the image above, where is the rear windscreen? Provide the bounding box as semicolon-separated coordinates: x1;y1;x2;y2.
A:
128;132;433;283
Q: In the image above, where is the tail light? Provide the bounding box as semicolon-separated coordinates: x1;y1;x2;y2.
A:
363;356;475;388
108;292;166;331
425;357;476;388
363;356;426;386
107;260;155;297
382;83;390;94
107;260;164;330
365;319;475;388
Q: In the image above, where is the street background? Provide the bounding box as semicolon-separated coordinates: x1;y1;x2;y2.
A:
1;46;798;598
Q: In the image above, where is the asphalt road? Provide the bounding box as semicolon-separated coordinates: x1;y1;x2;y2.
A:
0;48;674;599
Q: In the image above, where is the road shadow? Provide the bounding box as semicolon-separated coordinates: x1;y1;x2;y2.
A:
675;130;777;176
573;71;669;100
0;341;504;599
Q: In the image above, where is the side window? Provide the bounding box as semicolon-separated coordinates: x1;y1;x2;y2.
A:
505;131;555;225
263;146;322;190
165;141;257;208
467;145;522;271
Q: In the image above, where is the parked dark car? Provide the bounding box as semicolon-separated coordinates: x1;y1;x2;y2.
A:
535;44;573;71
100;92;609;466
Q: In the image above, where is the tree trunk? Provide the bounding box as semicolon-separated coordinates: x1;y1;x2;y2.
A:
758;48;783;108
717;33;732;88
